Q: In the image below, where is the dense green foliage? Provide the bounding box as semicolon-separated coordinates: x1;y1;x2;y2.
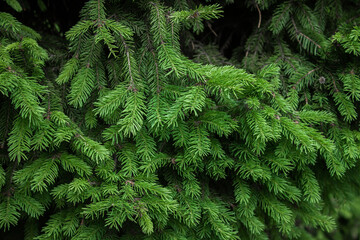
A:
1;0;360;239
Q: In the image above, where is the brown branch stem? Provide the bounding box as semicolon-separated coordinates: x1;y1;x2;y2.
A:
255;4;262;28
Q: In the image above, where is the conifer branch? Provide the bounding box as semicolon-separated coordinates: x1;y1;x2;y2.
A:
3;160;18;197
150;2;182;76
294;68;318;88
291;17;321;49
118;33;136;91
299;5;316;32
327;71;339;92
147;35;161;93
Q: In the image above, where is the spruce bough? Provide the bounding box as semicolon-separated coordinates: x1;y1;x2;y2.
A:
1;0;360;239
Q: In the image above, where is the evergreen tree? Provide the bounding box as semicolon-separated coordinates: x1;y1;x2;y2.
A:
1;0;360;239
